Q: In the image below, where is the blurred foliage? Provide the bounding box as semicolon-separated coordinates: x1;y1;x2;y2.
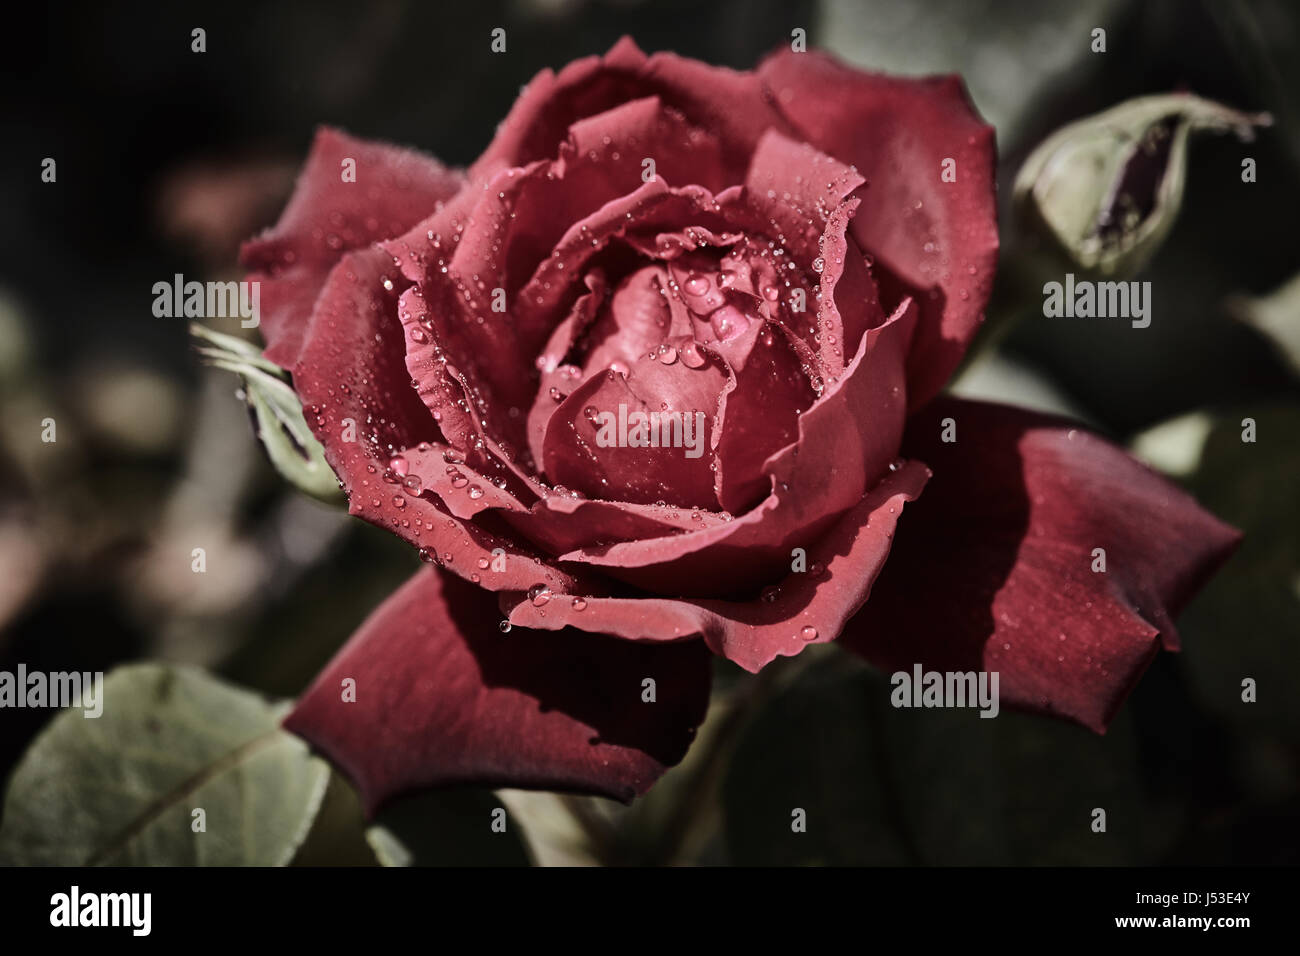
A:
367;789;531;867
723;653;1175;865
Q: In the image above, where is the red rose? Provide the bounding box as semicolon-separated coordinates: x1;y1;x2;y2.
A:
242;38;1238;811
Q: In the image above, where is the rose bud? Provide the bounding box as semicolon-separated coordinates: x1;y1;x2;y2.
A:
1013;93;1270;278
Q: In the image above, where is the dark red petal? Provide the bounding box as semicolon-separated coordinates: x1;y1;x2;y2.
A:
711;318;816;514
543;351;727;510
740;130;864;261
506;462;929;672
241;127;464;368
727;130;886;382
285;568;712;812
842;398;1242;732
758;52;998;408
560;298;918;596
515;181;735;335
294;247;588;596
504;495;730;558
394;101;733;463
472;36;791;185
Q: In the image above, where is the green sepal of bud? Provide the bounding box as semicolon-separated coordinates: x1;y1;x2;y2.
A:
190;323;345;505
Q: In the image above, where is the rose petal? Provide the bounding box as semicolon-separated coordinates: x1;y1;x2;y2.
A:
543;351;726;510
472;37;791;186
241;127;464;368
710;318;816;513
294;246;590;595
504;494;730;558
758;51;998;409
842;398;1242;732
506;462;928;672
740;130;864;259
285;568;712;812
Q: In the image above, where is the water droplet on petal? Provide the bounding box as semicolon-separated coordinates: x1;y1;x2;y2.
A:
710;304;751;341
683;273;710;295
680;342;707;369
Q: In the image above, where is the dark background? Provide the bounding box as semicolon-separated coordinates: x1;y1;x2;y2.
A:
0;0;1297;864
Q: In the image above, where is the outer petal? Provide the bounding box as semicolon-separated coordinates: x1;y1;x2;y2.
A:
842;398;1242;732
293;245;593;597
506;462;929;672
241;127;464;369
471;36;793;185
285;568;712;812
758;51;998;408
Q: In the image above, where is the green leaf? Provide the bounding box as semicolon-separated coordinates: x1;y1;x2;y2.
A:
723;652;1169;865
366;789;531;866
722;656;912;865
0;663;329;865
1014;94;1270;278
817;0;1126;145
190;323;345;505
1180;407;1300;743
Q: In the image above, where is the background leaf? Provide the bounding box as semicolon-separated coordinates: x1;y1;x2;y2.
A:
0;663;329;865
723;652;1171;865
1180;407;1300;743
366;789;530;866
